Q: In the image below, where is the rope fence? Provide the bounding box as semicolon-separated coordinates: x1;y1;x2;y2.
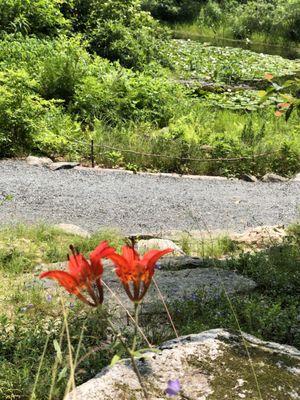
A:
71;138;280;167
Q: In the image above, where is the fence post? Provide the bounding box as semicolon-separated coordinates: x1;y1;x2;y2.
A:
90;139;95;168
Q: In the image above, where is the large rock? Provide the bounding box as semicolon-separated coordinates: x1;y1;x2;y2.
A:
37;261;257;308
104;267;257;310
66;329;300;400
26;155;53;167
231;225;286;249
136;238;185;257
49;162;80;171
49;161;80;171
262;173;288;182
158;255;209;270
293;173;300;182
240;174;258;182
54;223;91;238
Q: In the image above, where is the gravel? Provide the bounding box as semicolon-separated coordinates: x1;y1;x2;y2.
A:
0;160;299;234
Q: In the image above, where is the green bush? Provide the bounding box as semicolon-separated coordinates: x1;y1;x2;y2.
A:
73;67;187;127
0;34;59;73
84;0;169;69
202;0;223;33
142;0;202;22
232;0;300;42
38;36;91;103
0;67;85;157
0;69;56;156
272;0;300;42
0;0;69;36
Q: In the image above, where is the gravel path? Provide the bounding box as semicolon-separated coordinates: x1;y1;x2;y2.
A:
0;160;299;234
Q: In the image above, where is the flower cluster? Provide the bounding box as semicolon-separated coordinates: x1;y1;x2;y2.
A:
40;241;172;306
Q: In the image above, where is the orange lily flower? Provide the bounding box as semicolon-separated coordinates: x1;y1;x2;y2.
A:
40;241;115;307
107;246;173;302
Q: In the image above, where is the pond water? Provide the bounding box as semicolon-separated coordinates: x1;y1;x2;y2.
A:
174;33;300;60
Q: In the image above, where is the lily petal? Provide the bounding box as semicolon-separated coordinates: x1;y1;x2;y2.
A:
40;270;80;294
141;248;173;270
68;253;92;284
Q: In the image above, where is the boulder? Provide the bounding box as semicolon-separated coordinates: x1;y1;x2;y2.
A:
262;173;288;183
66;329;300;400
109;267;256;308
232;225;286;249
54;223;90;238
136;238;185;257
26;156;53;167
293;173;300;182
240;174;258;182
49;162;79;171
158;255;208;270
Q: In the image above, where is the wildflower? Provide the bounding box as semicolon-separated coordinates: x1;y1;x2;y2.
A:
45;294;52;302
107;246;173;302
40;241;115;307
166;379;181;396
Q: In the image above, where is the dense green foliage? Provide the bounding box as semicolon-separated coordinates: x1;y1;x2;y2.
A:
176;0;300;43
0;0;299;176
142;0;202;22
0;0;69;36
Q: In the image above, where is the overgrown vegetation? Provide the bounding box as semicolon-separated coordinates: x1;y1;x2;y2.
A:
0;223;299;399
0;0;299;177
173;0;300;44
172;225;300;348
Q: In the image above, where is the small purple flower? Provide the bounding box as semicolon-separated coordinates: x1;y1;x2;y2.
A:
46;294;52;302
166;379;181;396
69;302;75;308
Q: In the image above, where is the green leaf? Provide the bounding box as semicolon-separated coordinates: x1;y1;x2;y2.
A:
57;366;68;382
53;339;62;364
110;354;121;367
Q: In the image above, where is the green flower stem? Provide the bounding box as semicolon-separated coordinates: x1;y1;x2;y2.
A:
131;301;140;353
107;317;149;399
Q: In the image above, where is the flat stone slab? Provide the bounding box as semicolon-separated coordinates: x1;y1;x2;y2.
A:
293;173;300;182
26;156;53;167
54;223;91;238
262;173;288;182
49;162;79;171
103;267;257;309
37;260;257;309
136;238;185;257
66;329;300;400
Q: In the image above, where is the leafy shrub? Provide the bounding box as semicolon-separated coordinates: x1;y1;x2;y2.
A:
0;0;69;36
33;108;83;158
73;66;187;127
232;0;300;41
38;36;91;103
84;0;169;69
201;0;223;33
0;69;57;156
272;0;300;42
0;67;85;157
142;0;202;22
0;34;60;74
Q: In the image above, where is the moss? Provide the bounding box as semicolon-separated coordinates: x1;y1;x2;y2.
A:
188;339;300;400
